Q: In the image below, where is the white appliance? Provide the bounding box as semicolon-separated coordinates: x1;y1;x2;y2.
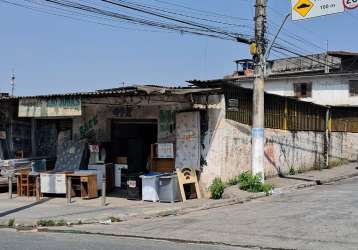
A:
40;173;67;194
114;164;127;188
140;174;162;202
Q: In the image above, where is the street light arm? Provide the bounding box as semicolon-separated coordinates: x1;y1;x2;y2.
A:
265;13;291;60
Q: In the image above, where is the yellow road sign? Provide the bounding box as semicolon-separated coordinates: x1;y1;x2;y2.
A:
293;0;314;17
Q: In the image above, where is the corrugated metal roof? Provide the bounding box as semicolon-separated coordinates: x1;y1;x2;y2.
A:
328;51;358;57
0;85;221;101
189;71;358;85
189;79;329;108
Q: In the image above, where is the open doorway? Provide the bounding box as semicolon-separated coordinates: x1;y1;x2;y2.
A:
110;120;157;174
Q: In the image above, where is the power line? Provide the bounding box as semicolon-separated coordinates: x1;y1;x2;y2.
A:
30;0;241;40
267;20;326;53
99;0;242;39
3;0;173;33
267;5;328;48
151;0;252;21
112;0;252;29
3;0;342;69
272;45;337;68
39;0;251;40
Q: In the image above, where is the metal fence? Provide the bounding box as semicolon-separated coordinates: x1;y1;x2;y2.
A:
331;107;358;133
224;85;358;133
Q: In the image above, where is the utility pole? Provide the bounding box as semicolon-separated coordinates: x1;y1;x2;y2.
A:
251;0;267;180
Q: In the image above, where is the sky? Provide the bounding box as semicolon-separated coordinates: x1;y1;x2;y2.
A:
0;0;357;96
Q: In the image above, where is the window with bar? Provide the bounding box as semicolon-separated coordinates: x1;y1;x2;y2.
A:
349;80;358;96
293;83;312;98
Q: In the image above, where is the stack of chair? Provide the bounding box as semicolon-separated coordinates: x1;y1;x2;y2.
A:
19;171;36;197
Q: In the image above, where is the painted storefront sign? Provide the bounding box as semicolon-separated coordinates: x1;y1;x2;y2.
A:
19;98;81;117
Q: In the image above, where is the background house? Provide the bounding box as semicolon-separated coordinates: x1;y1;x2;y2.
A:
225;51;358;107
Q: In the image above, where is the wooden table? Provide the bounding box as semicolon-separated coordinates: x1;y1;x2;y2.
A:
66;173;97;199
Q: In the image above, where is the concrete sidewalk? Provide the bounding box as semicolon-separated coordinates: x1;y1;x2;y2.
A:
0;163;357;227
0;191;266;227
38;176;358;250
267;162;358;191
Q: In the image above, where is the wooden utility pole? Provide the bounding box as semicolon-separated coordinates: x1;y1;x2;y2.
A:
252;0;267;180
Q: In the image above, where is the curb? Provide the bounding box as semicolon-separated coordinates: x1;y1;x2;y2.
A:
315;172;358;185
3;172;357;230
4;192;269;230
37;227;296;250
272;172;358;193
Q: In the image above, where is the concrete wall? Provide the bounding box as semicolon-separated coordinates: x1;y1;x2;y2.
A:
200;117;358;192
239;74;358;106
330;132;358;162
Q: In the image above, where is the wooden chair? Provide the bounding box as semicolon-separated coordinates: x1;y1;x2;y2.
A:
176;168;202;202
15;150;24;159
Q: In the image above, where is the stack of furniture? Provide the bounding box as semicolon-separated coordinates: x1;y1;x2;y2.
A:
16;170;39;198
150;143;175;173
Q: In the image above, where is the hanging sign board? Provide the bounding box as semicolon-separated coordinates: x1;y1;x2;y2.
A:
291;0;344;20
343;0;358;9
19;97;81;117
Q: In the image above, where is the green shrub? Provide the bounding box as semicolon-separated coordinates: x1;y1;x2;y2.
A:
262;183;273;196
227;176;240;186
37;219;56;227
37;219;67;227
209;177;225;199
56;219;66;226
238;172;272;195
289;166;296;176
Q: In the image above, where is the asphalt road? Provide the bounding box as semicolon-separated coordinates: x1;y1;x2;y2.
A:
0;229;248;250
1;177;358;250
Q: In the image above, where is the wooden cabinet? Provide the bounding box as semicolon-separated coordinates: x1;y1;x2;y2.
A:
150;144;175;173
67;173;97;199
80;175;97;199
